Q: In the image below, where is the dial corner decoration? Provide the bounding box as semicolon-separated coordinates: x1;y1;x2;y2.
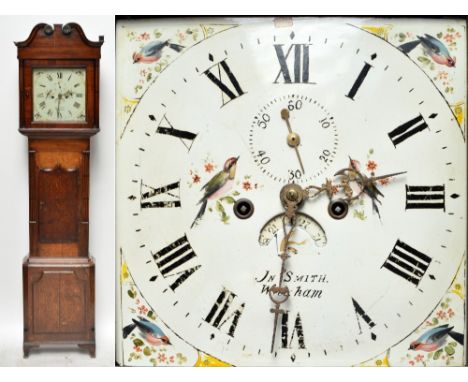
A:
116;16;467;367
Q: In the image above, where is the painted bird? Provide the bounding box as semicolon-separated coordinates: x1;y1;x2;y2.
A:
409;324;464;352
132;40;185;64
399;34;456;67
191;156;239;228
122;316;171;346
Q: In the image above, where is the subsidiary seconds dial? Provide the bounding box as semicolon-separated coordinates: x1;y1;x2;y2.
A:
249;94;338;184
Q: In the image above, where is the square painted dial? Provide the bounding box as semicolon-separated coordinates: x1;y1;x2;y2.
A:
32;67;86;122
116;17;467;367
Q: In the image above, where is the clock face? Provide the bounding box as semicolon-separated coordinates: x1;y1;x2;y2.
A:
32;68;86;122
118;19;466;366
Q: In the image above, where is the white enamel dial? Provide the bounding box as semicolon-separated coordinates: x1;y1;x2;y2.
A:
33;67;86;122
117;20;466;366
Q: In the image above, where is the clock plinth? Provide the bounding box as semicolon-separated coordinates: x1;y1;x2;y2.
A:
16;23;103;357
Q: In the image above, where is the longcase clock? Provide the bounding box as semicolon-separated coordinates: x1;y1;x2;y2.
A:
15;23;103;357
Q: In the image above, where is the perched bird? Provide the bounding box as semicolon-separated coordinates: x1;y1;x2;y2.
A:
399;34;456;67
191;156;239;228
122;316;171;346
409;324;464;352
132;40;184;64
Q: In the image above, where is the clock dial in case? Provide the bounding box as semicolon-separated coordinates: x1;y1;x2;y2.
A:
118;19;466;365
33;67;86;122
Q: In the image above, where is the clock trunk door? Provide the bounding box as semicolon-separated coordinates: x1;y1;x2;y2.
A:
29;139;90;257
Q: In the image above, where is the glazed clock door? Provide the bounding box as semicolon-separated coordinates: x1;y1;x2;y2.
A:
21;59;96;130
117;17;467;366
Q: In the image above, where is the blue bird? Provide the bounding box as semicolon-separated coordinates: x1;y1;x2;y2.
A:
133;40;184;64
122;316;171;346
399;34;456;67
409;324;463;352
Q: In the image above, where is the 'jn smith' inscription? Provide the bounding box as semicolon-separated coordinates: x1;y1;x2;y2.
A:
255;270;327;299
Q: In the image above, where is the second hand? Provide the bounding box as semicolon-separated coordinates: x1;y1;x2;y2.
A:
281;108;305;175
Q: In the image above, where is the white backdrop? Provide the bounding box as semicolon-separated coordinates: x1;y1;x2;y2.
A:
0;15;115;366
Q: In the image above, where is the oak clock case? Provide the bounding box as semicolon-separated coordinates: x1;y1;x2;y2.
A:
117;18;467;366
16;23;103;357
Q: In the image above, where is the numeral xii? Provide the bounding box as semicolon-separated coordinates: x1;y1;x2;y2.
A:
274;44;311;84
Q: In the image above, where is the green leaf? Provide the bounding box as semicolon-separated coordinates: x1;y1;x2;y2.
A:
232;191;241;196
221;213;230;224
147;310;155;319
432;317;439;325
215;200;225;213
127;290;136;298
133;338;144;347
143;346;152;356
221;196;236;204
433;348;443;360
417;56;431;65
444;345;455;356
449;341;457;347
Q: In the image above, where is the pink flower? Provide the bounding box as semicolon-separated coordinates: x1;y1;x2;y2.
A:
204;162;214;173
437;71;448;80
379;178;390;186
447;308;455;318
436;310;447;319
366;160;377;171
138;32;150;41
158;353;167;362
444;33;454;43
133;346;142;353
415;354;424;363
243;181;252;191
138;305;148;315
409;360;415;366
169;355;175;363
192;174;200;184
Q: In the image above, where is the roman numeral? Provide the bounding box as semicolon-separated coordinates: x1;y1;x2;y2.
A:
203;54;244;107
352;298;377;341
382;240;432;286
388;113;437;146
346;53;377;100
152;235;200;291
274;44;312;84
150;114;196;151
140;180;181;208
57;72;62;79
406;185;445;210
281;312;306;349
204;287;245;337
